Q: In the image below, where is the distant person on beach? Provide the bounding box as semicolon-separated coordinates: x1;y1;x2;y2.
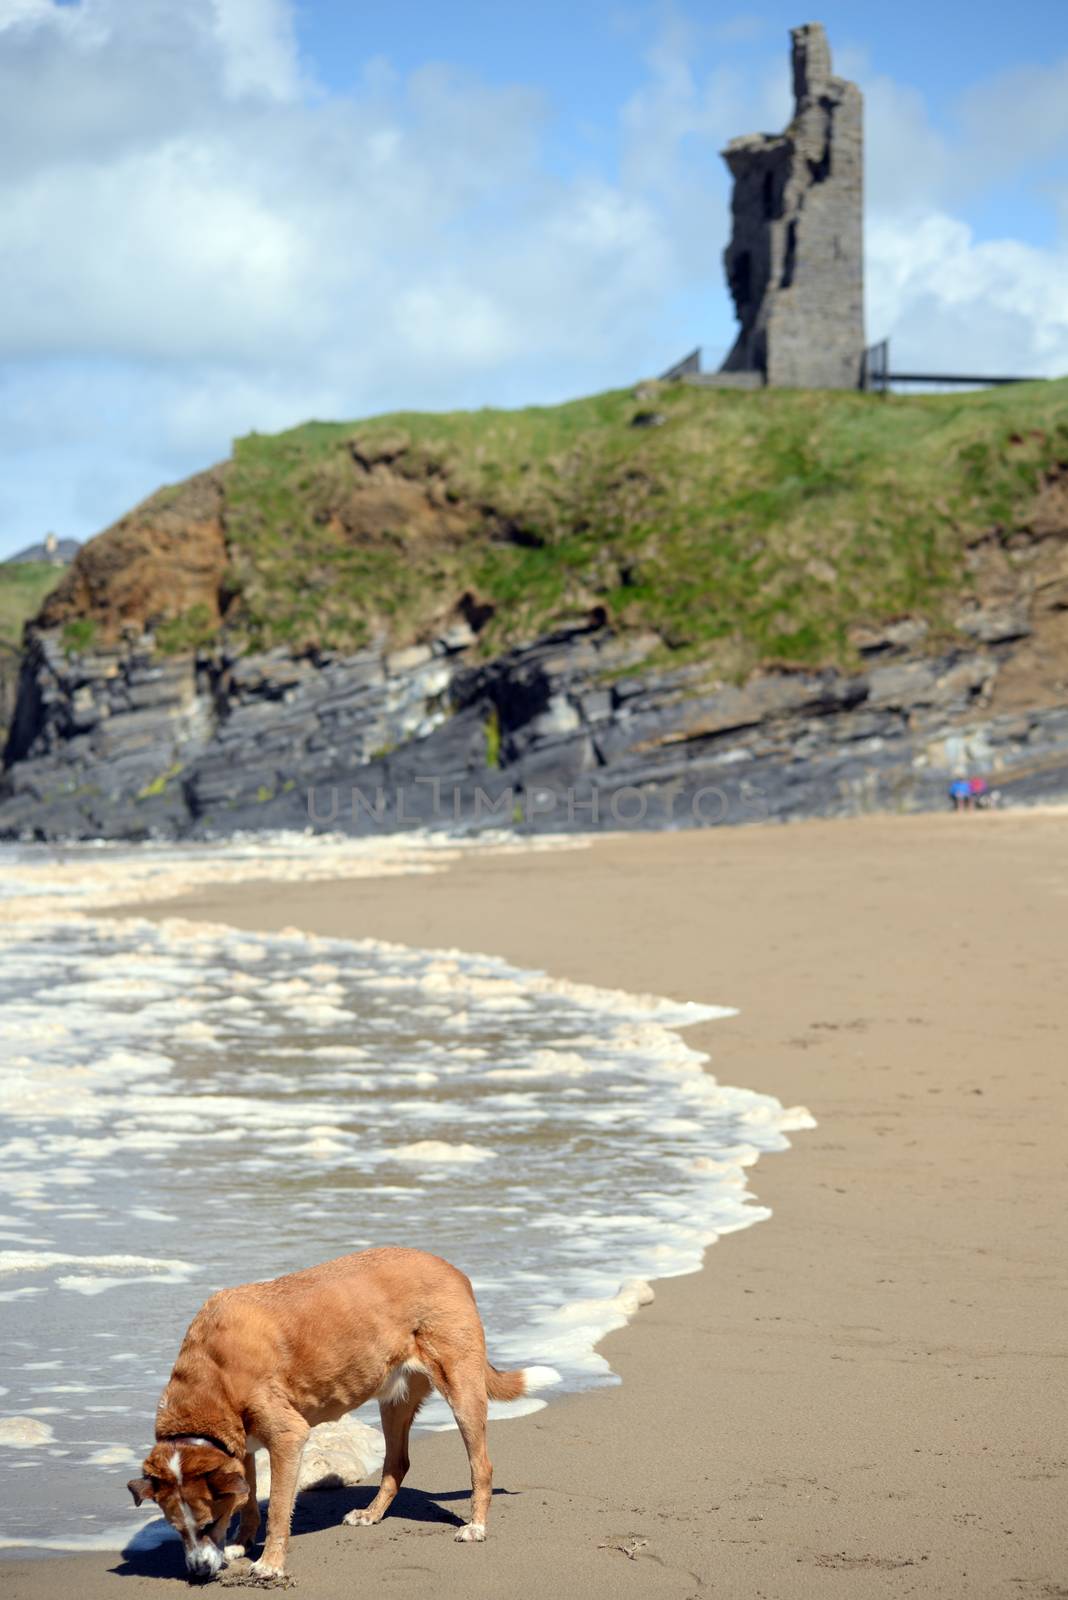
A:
949;775;996;812
949;778;972;812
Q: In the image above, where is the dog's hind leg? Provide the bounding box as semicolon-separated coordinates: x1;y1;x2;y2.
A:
344;1372;432;1528
434;1357;492;1543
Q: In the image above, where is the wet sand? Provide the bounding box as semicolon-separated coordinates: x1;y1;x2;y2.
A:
6;813;1067;1599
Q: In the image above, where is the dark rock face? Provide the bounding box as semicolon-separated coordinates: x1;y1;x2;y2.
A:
720;22;864;389
3;614;1067;841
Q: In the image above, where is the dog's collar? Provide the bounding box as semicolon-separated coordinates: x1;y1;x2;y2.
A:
157;1431;239;1460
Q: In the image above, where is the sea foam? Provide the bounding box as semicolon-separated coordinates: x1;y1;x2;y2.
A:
0;835;812;1553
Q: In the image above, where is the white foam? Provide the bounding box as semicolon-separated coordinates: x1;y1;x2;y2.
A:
485;1050;595;1081
0;1251;194;1280
0;1417;55;1447
0;831;813;1554
424;1396;548;1430
387;1140;496;1165
0;833;588;928
285;1002;352;1025
0;1518;179;1553
57;1274;169;1295
87;1445;139;1468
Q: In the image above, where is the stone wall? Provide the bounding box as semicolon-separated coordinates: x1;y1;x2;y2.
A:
720;22;864;389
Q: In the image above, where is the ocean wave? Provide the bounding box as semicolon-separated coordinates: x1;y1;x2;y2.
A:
0;837;812;1552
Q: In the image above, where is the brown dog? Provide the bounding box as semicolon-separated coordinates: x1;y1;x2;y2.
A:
127;1247;558;1579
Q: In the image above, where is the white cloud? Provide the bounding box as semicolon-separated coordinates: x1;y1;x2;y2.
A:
0;4;1065;556
862;71;951;215
859;50;1068;377
867;212;1068;376
955;56;1068;185
0;4;708;381
0;1;743;551
4;139;311;360
211;0;301;101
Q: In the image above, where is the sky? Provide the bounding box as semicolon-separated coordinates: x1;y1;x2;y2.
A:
1;0;1067;558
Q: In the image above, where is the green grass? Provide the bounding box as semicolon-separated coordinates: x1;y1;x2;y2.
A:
155;604;217;655
61;617;97;655
210;378;1068;678
484;705;502;768
0;562;64;653
137;762;182;801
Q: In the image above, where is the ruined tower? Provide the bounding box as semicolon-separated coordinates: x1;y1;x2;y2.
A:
720;22;864;389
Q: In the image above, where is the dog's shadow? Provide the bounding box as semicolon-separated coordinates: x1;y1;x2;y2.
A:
111;1487;518;1581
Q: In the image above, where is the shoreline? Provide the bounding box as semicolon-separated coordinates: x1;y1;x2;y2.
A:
5;813;1067;1599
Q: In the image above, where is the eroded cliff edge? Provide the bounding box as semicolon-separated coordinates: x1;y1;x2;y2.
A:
3;382;1067;839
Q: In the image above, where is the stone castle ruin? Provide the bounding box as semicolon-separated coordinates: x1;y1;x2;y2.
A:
720;22;863;389
660;22;1036;393
663;22;865;391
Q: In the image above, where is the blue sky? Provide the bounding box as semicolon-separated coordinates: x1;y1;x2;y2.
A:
295;0;1068;248
1;0;1067;558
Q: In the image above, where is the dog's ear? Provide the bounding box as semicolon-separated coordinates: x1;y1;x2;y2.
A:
209;1468;249;1503
128;1477;156;1506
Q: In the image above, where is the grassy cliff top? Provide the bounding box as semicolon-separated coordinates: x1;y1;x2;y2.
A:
39;377;1068;681
1;562;65;736
225;378;1068;674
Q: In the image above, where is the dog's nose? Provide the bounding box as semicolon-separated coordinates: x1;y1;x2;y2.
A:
185;1544;225;1582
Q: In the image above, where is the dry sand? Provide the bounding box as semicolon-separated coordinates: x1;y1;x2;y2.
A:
5;813;1067;1599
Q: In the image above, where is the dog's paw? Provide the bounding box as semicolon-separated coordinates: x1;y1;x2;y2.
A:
342;1509;380;1527
224;1545;250;1561
454;1522;486;1543
248;1558;286;1582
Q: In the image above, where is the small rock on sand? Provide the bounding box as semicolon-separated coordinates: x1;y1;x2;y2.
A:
256;1416;384;1496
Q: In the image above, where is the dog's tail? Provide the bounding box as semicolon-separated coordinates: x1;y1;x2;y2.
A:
485;1362;561;1402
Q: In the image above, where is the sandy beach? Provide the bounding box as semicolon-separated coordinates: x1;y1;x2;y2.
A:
5;812;1067;1600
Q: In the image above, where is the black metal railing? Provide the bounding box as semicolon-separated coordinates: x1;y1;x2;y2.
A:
861;339;1042;393
659;348;702;382
658;340;1045;393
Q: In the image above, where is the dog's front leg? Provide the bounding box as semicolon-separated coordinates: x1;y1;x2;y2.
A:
250;1413;309;1580
224;1451;261;1560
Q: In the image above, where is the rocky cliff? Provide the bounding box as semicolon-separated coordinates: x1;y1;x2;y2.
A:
3;601;1067;840
2;382;1067;840
34;468;229;642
